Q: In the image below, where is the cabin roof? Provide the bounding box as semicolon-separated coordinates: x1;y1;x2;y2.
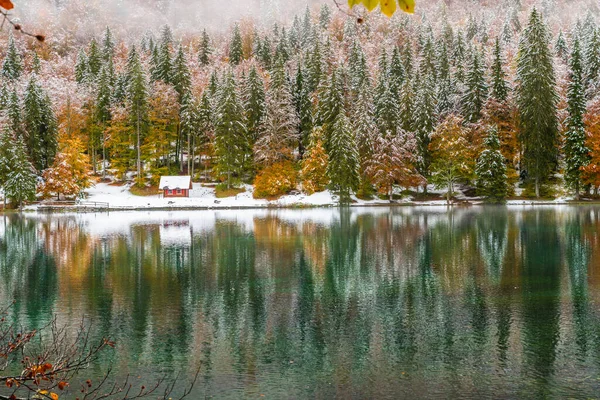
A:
158;176;192;190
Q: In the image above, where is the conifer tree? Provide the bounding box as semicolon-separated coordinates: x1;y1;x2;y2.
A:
96;65;113;178
462;48;488;123
316;68;344;149
305;41;324;93
319;4;331;30
7;89;23;139
258;36;273;69
490;38;509;103
74;48;89;84
172;44;192;102
475;127;508;202
389;46;405;98
229;24;244;66
4;136;37;208
149;46;161;82
0;84;8;110
126;48;149;184
274;29;290;63
102;27;115;62
326;111;359;203
436;39;454;116
564;38;590;198
87;38;102;78
23;76;58;171
31;52;41;74
585;28;600;95
198;29;212;66
179;93;199;174
348;41;368;95
399;78;416;133
254;60;299;167
293;66;313;156
1;33;23;80
374;77;399;137
214;71;248;188
516;9;559;197
301;6;313;47
415;71;436;189
242;65;266;143
555;30;568;61
157;34;173;83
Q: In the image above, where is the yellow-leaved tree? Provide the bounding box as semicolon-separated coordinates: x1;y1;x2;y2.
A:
39;135;93;200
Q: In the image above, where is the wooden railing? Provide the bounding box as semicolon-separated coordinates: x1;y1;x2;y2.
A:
38;200;110;209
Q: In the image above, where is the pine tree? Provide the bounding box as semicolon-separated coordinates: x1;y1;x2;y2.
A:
87;38;102;78
198;29;212;66
157;34;173;83
274;29;290;63
1;33;23;80
172;44;192;102
126;48;149;184
4;136;37;208
490;38;509;103
149;46;161;82
229;24;244;66
0;84;8;110
102;26;115;62
31;52;41;74
352;80;378;162
293;66;313;156
23;76;58;171
258;36;273;69
305;41;324;93
316;68;344;149
254;60;299;167
179;93;199;174
564;38;590;198
242;65;266;143
319;4;331;29
389;46;405;98
301;128;329;194
585;28;600;96
462;48;488;123
214;71;248;188
348;41;368;95
374;77;399;137
7;88;23;139
436;39;454;116
415;70;436;188
399;77;416;133
476;127;508;202
74;48;89;84
516;9;559;198
326;111;360;203
555;30;568;61
96;65;112;178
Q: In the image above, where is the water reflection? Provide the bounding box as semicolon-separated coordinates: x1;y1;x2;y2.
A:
1;207;600;398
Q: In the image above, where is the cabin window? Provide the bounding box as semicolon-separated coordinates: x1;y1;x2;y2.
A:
177;189;182;194
167;189;172;195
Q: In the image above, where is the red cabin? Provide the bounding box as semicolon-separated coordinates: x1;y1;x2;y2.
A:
159;176;192;198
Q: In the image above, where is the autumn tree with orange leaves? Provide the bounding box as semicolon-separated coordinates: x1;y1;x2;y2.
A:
581;98;600;194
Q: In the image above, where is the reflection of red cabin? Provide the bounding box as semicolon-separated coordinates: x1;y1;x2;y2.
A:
159;176;192;198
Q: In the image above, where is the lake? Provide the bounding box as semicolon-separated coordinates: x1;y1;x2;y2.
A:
1;206;600;399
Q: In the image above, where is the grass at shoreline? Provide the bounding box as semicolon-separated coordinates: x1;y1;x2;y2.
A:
129;185;159;197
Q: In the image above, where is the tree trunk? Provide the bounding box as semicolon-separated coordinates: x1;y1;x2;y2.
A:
191;136;195;179
389;186;393;202
187;131;191;175
179;121;184;173
575;181;580;201
535;176;540;198
102;127;107;180
447;182;452;205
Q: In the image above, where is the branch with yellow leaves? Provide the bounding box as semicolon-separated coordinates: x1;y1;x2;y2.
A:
335;0;415;18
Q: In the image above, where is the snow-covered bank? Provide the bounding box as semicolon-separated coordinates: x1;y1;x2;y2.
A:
21;182;588;212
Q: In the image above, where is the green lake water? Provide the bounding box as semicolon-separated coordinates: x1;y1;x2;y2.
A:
1;206;600;399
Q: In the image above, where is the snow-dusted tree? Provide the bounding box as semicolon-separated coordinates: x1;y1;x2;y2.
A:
326;112;359;203
229;24;244;66
453;31;467;85
365;131;423;201
585;28;600;97
126;47;149;184
274;29;290;63
293;66;313;155
429;115;476;204
254;60;299;168
242;65;266;143
2;33;22;80
490;38;509;103
0;84;8;110
318;4;331;30
374;68;399;137
555;30;568;61
348;41;368;96
399;77;416;133
31;52;41;74
257;36;272;69
436;39;454;117
389;46;405;98
582;98;600;191
74;48;89;84
462;48;488;123
564;38;590;198
305;41;324;93
316;68;344;149
149;46;161;83
87;38;102;79
214;71;248;188
198;29;212;66
23;76;58;171
172;44;192;102
475;127;508;202
179;93;199;174
102;26;115;62
7;88;23;139
301;127;329;194
39;136;92;200
4;136;37;208
96;65;113;178
157;33;173;84
516;8;558;198
414;70;436;188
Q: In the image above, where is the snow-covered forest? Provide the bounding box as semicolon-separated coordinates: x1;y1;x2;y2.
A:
1;0;600;206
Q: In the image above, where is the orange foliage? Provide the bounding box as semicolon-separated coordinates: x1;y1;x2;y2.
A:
253;161;298;199
582;98;600;188
0;0;13;10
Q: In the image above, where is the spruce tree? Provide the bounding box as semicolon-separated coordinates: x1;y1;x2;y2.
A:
1;33;23;80
4;136;37;208
555;30;568;61
476;127;508;202
462;48;488;123
126;48;149;184
436;39;454;116
102;26;115;62
0;84;8;110
214;71;249;188
242;65;266;144
293;66;313;156
23;76;58;171
316;68;344;149
31;52;42;75
254;60;299;167
585;28;600;96
74;48;89;84
564;38;590;198
172;44;192;102
157;34;173;83
87;38;102;78
149;46;161;82
319;4;331;30
490;38;509;103
198;29;212;66
326;111;360;203
389;46;405;98
415;71;436;188
516;9;559;198
229;24;244;66
258;36;273;69
96;65;112;178
7;89;23;139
